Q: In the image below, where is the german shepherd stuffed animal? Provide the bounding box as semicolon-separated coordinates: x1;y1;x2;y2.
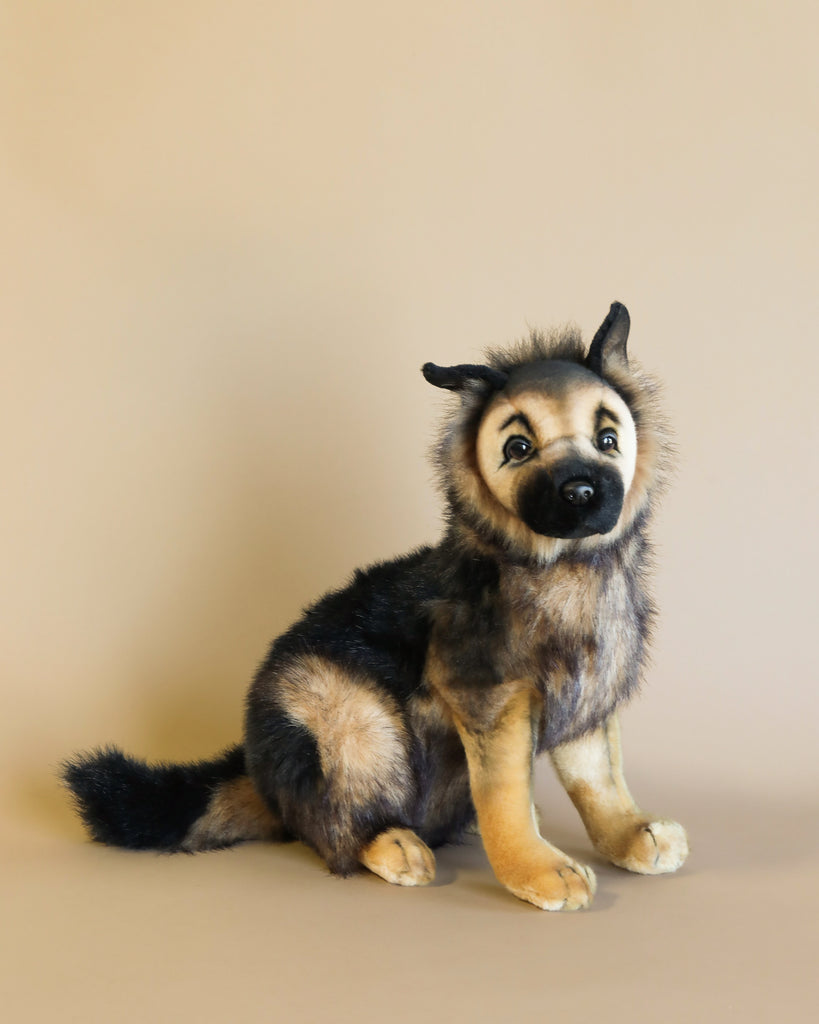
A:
64;302;689;911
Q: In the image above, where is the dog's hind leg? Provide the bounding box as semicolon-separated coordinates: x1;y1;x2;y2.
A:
550;713;689;874
246;655;422;879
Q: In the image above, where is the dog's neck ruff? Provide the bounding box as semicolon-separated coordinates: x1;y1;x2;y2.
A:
446;495;636;572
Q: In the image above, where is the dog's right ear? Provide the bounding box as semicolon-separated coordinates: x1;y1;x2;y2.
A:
586;302;630;377
422;362;508;392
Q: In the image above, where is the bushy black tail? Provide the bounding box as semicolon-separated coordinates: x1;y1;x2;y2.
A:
61;744;281;852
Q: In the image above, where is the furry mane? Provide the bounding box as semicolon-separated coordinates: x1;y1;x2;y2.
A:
485;324;586;375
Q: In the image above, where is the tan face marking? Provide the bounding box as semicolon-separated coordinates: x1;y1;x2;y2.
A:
475;380;638;521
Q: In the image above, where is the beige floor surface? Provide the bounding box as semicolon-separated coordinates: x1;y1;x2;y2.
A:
4;3;819;1022
4;771;817;1024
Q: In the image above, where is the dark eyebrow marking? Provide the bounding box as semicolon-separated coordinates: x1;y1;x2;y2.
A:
499;412;534;434
595;405;620;430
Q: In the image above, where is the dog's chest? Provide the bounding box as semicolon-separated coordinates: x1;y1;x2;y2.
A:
501;561;640;747
501;561;608;653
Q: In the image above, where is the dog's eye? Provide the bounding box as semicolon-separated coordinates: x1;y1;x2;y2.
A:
503;436;534;463
596;429;618;453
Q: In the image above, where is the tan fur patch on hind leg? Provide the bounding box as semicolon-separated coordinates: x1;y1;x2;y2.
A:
550;714;689;875
276;655;412;809
359;828;436;886
181;777;283;852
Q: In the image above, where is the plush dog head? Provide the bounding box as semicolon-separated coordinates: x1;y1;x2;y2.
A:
473;357;637;540
424;303;670;561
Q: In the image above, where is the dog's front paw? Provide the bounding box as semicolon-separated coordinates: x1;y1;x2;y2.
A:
506;856;597;911
607;819;689;875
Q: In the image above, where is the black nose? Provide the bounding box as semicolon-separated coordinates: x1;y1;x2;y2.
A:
560;479;595;506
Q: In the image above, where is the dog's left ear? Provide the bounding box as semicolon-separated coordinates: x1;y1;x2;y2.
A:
586;302;630;377
422;362;508;392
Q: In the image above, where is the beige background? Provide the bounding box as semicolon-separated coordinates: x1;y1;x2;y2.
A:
2;2;817;1021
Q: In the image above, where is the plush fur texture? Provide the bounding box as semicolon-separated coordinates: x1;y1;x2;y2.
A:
63;302;688;910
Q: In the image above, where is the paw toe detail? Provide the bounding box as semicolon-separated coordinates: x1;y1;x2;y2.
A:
511;857;597;911
612;818;689;875
359;828;436;886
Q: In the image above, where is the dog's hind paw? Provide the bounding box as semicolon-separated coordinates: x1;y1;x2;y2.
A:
359;828;436;886
606;819;689;875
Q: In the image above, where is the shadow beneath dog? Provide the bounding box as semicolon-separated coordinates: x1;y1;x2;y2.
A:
430;833;619;912
431;782;819;910
539;781;819;876
650;786;819;874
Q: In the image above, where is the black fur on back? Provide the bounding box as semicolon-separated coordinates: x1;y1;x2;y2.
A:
61;745;246;851
253;547;439;705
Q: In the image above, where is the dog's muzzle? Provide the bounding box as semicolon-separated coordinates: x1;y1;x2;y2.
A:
517;460;625;539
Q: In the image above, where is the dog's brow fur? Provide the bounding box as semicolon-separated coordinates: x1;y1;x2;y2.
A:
499;411;534;434
595;405;620;428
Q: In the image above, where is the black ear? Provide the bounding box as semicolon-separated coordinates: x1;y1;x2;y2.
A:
421;362;508;392
586;302;630;377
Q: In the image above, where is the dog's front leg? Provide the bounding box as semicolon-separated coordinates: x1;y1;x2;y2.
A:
550;713;689;874
452;687;596;911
